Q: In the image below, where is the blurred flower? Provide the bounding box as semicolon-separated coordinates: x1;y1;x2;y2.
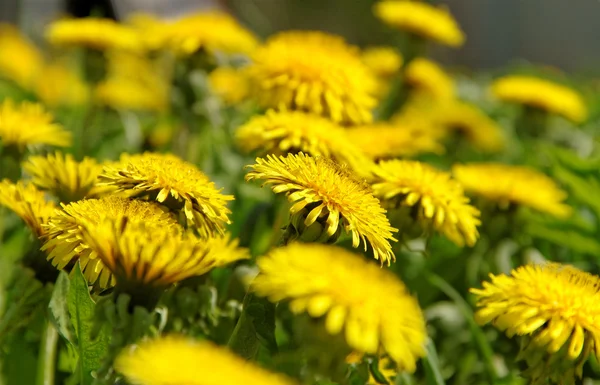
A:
0;99;71;150
248;31;377;125
245;153;397;265
491;75;587;123
453;163;571;218
254;243;426;371
126;13;171;52
208;67;250;105
116;335;296;385
99;152;233;238
372;160;480;246
0;24;43;89
45;17;143;52
0;180;56;238
471;263;600;385
361;46;403;79
42;197;181;288
374;0;465;47
404;58;455;101
34;61;90;107
23;152;103;202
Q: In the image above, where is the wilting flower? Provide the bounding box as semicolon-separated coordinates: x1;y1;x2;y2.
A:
361;46;403;79
404;58;455;101
42;197;181;288
34;61;90;107
208;67;250;105
0;99;71;150
45;17;143;52
99;152;233;238
116;335;296;385
254;243;426;371
245;153;397;264
371;160;480;246
471;263;600;385
374;0;465;47
0;24;43;89
248;31;377;125
0;180;56;238
453;163;571;218
23;152;103;202
490;75;587;123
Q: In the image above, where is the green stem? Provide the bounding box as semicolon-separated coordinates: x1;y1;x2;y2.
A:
36;320;58;385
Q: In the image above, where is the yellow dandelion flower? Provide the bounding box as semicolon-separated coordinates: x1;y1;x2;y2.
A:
245;153;397;264
453;163;571;218
0;24;43;89
208;67;250;105
99;152;233;238
248;31;377;125
404;58;455;100
0;180;56;238
23;152;103;203
361;46;403;79
45;17;143;52
371;160;480;247
42;197;181;288
471;263;600;384
0;99;71;150
491;75;587;123
126;13;171;52
254;243;426;371
34;61;90;107
115;335;296;385
374;0;465;47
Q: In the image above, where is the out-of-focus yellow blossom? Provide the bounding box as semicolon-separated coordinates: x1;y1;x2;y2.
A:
453;163;571;218
23;152;103;202
404;58;455;100
372;160;480;246
374;0;465;47
248;31;377;125
34;62;90;107
0;24;43;89
42;197;181;288
0;99;71;150
95;51;169;111
246;153;397;265
208;67;250;105
45;17;143;52
147;120;176;149
361;46;403;79
472;263;600;385
99;152;233;238
490;75;587;123
254;243;426;371
126;13;171;52
0;180;56;238
116;335;297;385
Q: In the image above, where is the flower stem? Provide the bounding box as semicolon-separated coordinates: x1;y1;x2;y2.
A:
36;319;58;385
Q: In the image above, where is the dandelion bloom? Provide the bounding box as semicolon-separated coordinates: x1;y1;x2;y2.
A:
453;163;571;218
248;31;377;125
491;75;587;123
254;243;426;371
116;335;296;385
471;263;600;384
0;99;71;150
404;58;455;101
42;197;181;288
361;46;403;79
99;152;233;238
23;152;103;203
0;24;43;89
208;67;250;105
0;180;56;238
374;0;465;47
34;62;90;107
371;160;480;247
245;153;397;264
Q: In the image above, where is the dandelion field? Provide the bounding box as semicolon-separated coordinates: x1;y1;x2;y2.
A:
1;1;600;385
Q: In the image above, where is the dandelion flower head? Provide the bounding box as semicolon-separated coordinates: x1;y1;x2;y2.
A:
209;67;250;105
0;180;56;238
0;24;43;89
404;58;455;101
361;46;403;79
34;61;90;107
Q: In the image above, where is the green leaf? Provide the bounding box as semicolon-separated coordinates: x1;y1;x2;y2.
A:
553;165;600;220
1;332;38;385
228;293;277;360
422;339;446;385
48;272;76;347
67;264;109;385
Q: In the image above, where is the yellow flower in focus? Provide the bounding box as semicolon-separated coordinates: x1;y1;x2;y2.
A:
99;152;233;238
115;335;296;385
245;153;397;265
361;47;403;79
42;197;181;288
0;99;71;150
45;17;143;52
372;160;480;247
254;243;426;371
248;31;377;125
453;163;571;218
208;67;250;105
34;62;90;107
0;24;43;89
404;58;455;100
471;263;600;385
374;0;465;47
23;152;103;202
491;75;587;123
0;180;56;238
